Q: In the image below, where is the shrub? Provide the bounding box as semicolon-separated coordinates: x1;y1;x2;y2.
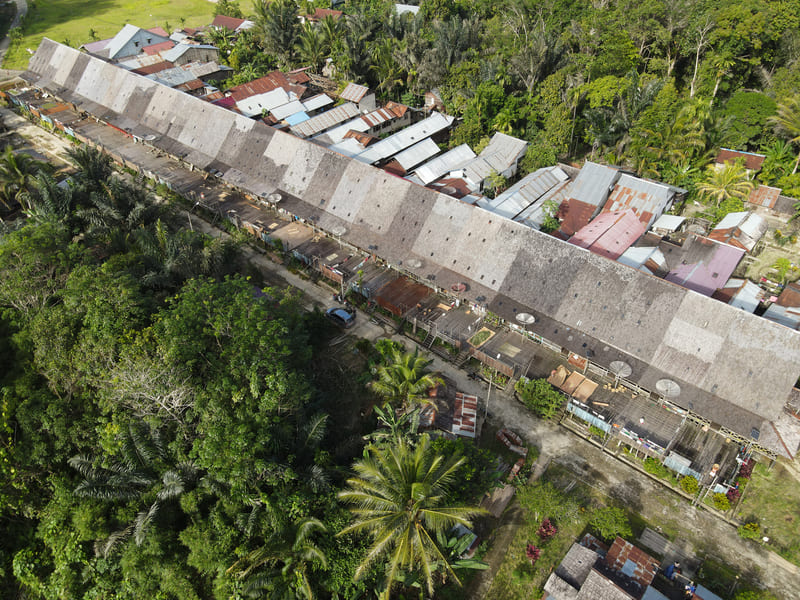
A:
643;457;671;479
712;493;730;511
737;521;762;541
525;543;541;565
680;476;699;495
739;458;754;479
588;425;606;438
515;377;564;419
726;487;741;504
537;518;558;541
590;507;632;541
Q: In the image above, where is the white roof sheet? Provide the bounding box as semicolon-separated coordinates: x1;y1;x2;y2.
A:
725;279;761;313
290;103;361;138
161;43;216;63
395;3;420;15
329;137;368;158
651;214;685;232
302;93;333;112
271;99;305;121
355;112;454;164
236;88;293;118
393;137;440;171
714;211;748;231
459;132;529;186
413;144;476;185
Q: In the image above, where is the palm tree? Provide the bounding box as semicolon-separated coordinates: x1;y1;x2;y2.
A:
228;517;328;599
0;146;49;211
69;422;204;557
255;0;299;69
370;347;443;411
23;172;74;224
696;161;755;208
68;145;112;195
295;25;326;73
769;97;800;174
318;15;341;53
760;140;795;185
337;435;485;599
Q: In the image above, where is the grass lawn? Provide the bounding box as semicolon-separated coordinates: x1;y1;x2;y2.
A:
3;0;220;69
735;462;800;565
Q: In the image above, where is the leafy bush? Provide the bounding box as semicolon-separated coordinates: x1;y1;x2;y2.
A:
430;436;501;502
712;493;730;511
515;378;564;419
680;476;699;495
537;518;558;542
739;458;754;479
643;457;671;479
525;543;541;564
733;588;779;600
737;521;762;541
588;425;606;438
589;507;632;541
726;487;741;504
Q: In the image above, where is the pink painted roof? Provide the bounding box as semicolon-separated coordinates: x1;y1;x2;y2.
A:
568;209;645;260
147;27;170;38
210;15;245;31
664;235;745;297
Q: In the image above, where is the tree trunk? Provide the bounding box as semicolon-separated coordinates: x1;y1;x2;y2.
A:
793;150;800;175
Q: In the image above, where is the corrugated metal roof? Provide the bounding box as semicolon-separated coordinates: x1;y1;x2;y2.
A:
143;40;175;55
748;185;780;208
328;137;367;158
302;93;333;112
290;102;360;138
716;148;765;171
340;82;369;102
459;132;528;187
569;209;645;260
355;111;454;164
414;144;476;185
210;15;245;31
393;137;440;171
482;166;568;219
709;211;767;252
148;66;198;87
270;99;305;120
236;88;293;117
161;44;217;63
227;72;305;102
717;279;761;313
566;161;620;208
514;179;571;230
664;235;745;296
314;105;404;145
604;173;676;228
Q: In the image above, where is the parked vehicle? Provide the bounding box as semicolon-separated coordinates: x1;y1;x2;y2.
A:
325;307;356;328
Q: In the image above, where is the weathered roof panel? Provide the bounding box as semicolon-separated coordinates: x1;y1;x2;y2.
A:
413;144;476;185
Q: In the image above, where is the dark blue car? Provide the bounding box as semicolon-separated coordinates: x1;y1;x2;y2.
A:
325;307;356;328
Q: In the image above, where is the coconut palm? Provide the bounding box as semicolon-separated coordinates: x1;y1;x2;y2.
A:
255;0;299;69
68;145;112;195
228;517;328;600
370;347;443;411
0;146;49;211
696;161;755;208
769;97;800;174
337;435;485;599
23;172;74;224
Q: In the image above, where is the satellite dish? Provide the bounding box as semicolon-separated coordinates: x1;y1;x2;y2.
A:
267;192;282;203
331;225;347;236
609;361;632;378
143;134;157;141
406;259;422;268
516;312;535;325
656;378;681;398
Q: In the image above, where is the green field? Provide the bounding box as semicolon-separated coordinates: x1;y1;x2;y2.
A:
3;0;222;69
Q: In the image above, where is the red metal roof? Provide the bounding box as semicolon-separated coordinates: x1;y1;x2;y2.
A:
227;71;306;102
556;199;598;239
452;392;478;438
210;15;245;31
211;95;237;108
131;61;174;75
604;537;659;590
147;27;170;38
143;40;175;55
748;185;780;208
569;209;645;260
715;148;765;171
428;177;472;199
